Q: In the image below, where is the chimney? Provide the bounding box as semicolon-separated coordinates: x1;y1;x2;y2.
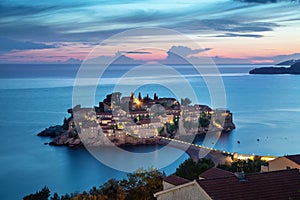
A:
234;172;247;182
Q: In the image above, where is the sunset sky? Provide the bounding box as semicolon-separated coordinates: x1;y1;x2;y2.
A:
1;0;300;64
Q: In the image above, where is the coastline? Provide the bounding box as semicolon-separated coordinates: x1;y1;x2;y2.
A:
249;62;300;75
38;109;236;149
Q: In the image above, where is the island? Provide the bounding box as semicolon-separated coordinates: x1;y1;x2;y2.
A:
38;92;235;148
249;61;300;74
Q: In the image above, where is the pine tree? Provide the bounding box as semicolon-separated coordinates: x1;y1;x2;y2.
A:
154;93;158;100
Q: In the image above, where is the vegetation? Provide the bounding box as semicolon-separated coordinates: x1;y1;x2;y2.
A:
198;111;210;128
165;123;177;135
217;157;268;173
23;186;51;200
175;158;214;180
153;93;158;100
120;169;163;200
23;169;162;200
23;157;269;200
180;98;191;106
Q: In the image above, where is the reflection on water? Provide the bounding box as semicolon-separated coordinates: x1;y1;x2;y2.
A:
1;65;300;199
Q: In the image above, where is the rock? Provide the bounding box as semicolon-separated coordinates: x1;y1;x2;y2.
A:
48;132;82;148
37;125;65;137
49;133;69;146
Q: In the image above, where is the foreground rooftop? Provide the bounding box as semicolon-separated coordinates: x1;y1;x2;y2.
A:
155;169;300;200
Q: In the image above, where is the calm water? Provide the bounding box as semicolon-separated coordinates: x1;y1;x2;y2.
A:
0;64;300;199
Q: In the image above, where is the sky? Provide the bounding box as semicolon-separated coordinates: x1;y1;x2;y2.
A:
1;0;300;64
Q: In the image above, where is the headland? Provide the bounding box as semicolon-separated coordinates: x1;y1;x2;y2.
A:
250;61;300;74
38;92;235;148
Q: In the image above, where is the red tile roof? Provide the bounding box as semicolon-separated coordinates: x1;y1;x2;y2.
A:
197;169;300;200
138;118;151;124
285;154;300;165
199;168;234;179
164;174;190;186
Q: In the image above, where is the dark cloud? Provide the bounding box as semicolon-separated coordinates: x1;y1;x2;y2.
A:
85;51;145;65
252;53;300;63
160;46;300;65
278;17;300;22
0;21;129;42
211;56;252;64
0;2;87;18
0;38;56;52
0;0;295;45
123;51;152;54
0;0;299;64
105;9;171;24
213;33;263;38
237;0;300;3
168;46;212;57
171;19;279;33
0;2;129;42
161;46;212;65
0;23;61;42
0;4;59;18
237;0;278;3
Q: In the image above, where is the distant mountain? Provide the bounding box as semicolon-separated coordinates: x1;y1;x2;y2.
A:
63;58;82;64
276;59;300;66
250;62;300;74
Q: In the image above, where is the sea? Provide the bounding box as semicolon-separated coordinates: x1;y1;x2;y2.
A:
0;64;300;199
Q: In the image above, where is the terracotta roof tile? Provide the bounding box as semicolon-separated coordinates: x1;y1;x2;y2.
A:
197;169;300;200
199;168;234;179
164;174;190;186
285;154;300;165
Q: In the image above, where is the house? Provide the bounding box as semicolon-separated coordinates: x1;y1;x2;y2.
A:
162;174;190;190
154;169;300;200
199;167;234;179
155;180;212;200
158;168;233;200
262;154;300;172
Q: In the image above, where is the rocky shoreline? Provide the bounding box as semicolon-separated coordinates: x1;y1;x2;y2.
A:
38;94;235;148
38;119;165;148
38;115;235;148
38;124;164;148
38;124;82;148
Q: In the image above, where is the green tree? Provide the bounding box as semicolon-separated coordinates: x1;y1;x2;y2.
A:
157;127;165;136
175;158;198;180
181;98;192;106
23;186;50;200
89;186;99;196
138;92;142;102
217;157;268;173
59;193;72;200
166;123;177;134
154;93;158;100
199;112;210;128
100;178;126;200
120;168;163;200
175;158;214;180
197;158;215;173
62;117;69;130
50;193;60;200
24;169;164;200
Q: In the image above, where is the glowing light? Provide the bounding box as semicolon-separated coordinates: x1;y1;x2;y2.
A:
135;99;141;106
